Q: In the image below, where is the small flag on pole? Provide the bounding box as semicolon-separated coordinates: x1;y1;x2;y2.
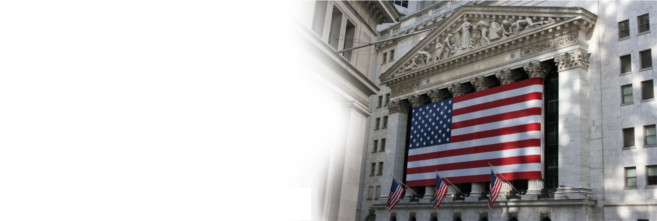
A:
433;173;448;210
488;170;503;210
386;179;405;212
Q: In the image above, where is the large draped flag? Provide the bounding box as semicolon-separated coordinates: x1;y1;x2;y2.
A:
488;170;503;209
433;173;448;210
386;179;404;212
405;78;544;186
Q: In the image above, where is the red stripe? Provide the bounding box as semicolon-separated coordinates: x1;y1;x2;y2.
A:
406;171;542;186
408;139;540;161
450;123;541;142
452;92;542;116
453;78;543;103
451;108;542;129
407;155;541;174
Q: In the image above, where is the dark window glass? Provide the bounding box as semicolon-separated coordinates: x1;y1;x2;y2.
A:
621;54;632;73
624;127;635;148
343;20;356;60
377;162;383;175
626;167;637;187
390;49;395;62
367;186;373;200
647;166;657;185
382;52;387;64
385;93;390;105
311;1;328;35
639;13;650;33
645;125;656;146
641;49;652;69
375;186;381;200
619;20;630;38
375;118;380;130
380;139;386;152
328;6;342;49
622;84;633;104
370;163;375;176
383;116;388;129
378;95;383;107
642;80;654;100
373;140;378;153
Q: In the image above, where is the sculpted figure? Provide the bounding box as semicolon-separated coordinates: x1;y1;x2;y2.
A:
488;21;502;41
501;18;514;37
473;20;491;45
442;33;456;57
458;18;473;49
511;17;539;34
434;40;444;61
416;50;432;65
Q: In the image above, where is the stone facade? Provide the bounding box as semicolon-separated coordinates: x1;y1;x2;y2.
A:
359;1;657;221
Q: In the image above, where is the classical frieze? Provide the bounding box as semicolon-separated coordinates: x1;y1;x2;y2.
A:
554;48;590;71
521;33;577;57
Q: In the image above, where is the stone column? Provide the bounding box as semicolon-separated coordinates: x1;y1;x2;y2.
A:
523;60;548;198
444;185;457;202
552;49;592;199
470;76;496;91
495;69;522;85
382;99;411;202
467;77;496;201
498;182;512;200
427;88;449;103
407;95;428;200
467;182;486;201
424;185;434;203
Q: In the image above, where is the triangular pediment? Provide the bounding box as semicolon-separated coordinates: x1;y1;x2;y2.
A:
380;6;596;85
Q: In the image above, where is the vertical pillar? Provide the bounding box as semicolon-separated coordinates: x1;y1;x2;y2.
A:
523;61;548;198
382;99;410;202
467;183;486;201
552;49;592;199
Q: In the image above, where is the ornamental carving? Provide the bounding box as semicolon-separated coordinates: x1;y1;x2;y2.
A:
523;61;548;79
448;83;471;97
495;69;521;85
521;33;577;56
554;49;590;71
388;99;410;114
470;76;496;91
427;89;450;102
398;15;559;73
408;95;428;107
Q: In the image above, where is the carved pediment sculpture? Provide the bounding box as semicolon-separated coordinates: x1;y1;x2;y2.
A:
384;6;597;90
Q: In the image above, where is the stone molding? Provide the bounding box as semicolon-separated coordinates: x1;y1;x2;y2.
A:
427;89;450;102
554;48;590;72
408;95;429;107
388;99;410;114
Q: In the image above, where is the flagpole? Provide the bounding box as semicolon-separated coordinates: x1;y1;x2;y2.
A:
487;162;522;194
434;170;463;194
392;176;418;195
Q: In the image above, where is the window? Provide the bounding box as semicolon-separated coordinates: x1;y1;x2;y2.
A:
382;116;388;129
385;93;390;106
375;186;381;200
621;54;632;74
343;20;356;61
392;0;408;8
373;140;378;153
641;49;652;69
626;167;637;187
642;80;654;100
638;13;650;33
624;127;635;148
637;219;649;221
328;6;343;49
622;84;633;104
375;118;380;130
647;165;657;185
370;163;376;176
367;186;373;200
645;125;656;146
311;1;328;35
619;20;630;38
378;95;383;108
382;52;387;64
380;139;386;152
389;50;395;62
378;162;383;175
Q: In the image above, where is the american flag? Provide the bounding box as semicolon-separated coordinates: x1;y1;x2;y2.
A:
433;173;448;210
488;170;503;209
386;179;404;212
405;78;543;186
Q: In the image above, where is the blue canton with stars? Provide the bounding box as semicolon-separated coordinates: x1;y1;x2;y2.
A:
409;98;453;149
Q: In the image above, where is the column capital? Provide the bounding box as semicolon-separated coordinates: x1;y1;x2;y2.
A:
388;99;410;114
554;48;590;72
448;83;468;97
408;95;428;108
470;76;496;91
523;60;549;79
427;89;450;102
495;69;520;85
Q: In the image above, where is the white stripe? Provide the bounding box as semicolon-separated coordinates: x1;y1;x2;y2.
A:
451;115;541;136
453;84;543;109
407;147;540;168
452;100;543;123
406;163;541;181
408;131;541;156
